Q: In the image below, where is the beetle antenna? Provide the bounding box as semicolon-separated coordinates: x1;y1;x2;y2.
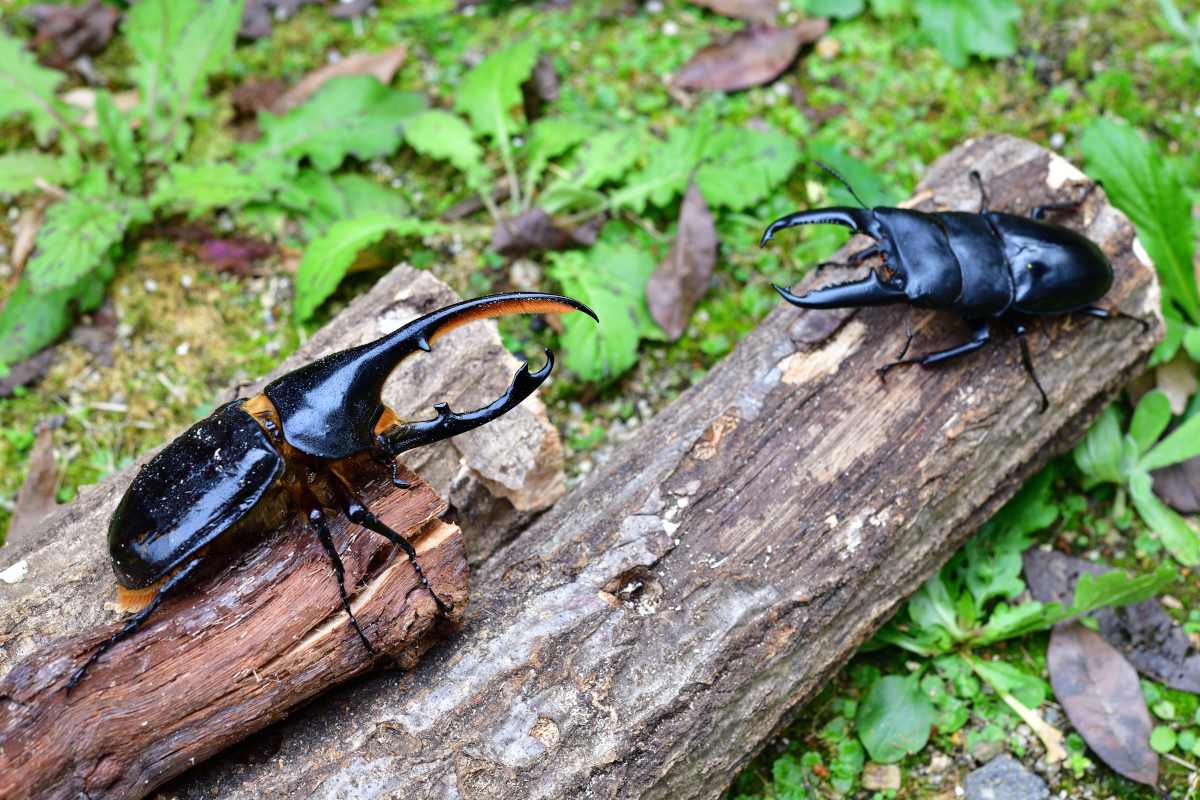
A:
815;161;870;210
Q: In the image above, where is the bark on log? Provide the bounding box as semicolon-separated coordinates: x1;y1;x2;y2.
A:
141;136;1160;799
0;464;469;800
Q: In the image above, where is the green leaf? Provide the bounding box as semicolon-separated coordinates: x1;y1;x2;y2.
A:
552;127;641;191
26;194;145;293
1074;405;1136;486
0;151;81;195
1129;390;1172;455
963;472;1058;608
907;573;967;640
546;240;661;383
1140;411;1200;471
804;0;865;19
252;76;426;173
1070;563;1179;611
294;214;446;321
0;29;81;147
453;39;541;140
404;109;486;183
277;170;409;238
969;659;1048;709
0;268;110;370
854;672;936;763
1184;326;1200;363
524;116;595;195
1081;118;1200;324
1128;471;1200;566
151;160;287;217
912;0;1022;67
613;121;800;214
1150;726;1177;754
95;91;140;190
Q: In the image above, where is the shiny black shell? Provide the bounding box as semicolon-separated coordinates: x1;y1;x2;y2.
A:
988;212;1113;314
108;401;284;589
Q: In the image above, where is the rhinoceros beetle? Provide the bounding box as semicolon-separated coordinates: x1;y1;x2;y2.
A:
67;292;597;691
761;164;1145;411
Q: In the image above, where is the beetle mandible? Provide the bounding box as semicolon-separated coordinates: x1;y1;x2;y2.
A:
760;163;1144;411
68;292;597;690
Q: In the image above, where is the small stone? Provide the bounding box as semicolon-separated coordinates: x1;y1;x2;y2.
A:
661;19;679;36
861;762;901;791
929;752;954;774
964;754;1048;800
143;279;159;292
175;342;190;357
970;738;1004;764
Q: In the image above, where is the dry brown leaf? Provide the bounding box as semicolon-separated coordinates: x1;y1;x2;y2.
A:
646;178;717;340
491;209;603;258
11;198;52;272
1048;620;1159;787
268;44;409;114
686;0;777;22
1152;453;1200;514
6;420;62;545
0;348;54;399
673;19;829;91
25;1;119;66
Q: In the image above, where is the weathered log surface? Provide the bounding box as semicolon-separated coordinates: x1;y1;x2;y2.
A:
0;264;563;691
0;464;469;800
146;136;1163;800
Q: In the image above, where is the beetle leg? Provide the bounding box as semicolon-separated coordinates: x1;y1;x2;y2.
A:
303;493;376;656
377;349;554;459
970;171;989;213
1077;305;1151;332
1030;183;1100;220
1001;314;1049;413
66;556;208;692
878;318;991;382
895;305;913;361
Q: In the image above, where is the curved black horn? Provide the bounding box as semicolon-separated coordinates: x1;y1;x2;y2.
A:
760;207;880;248
773;269;906;309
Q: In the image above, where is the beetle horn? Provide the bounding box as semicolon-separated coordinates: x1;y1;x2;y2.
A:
759;207;881;247
773;269;906;308
382;349;556;455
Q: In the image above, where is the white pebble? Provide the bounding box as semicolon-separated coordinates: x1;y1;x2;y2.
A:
175;341;190;356
143;279;159;292
180;274;193;288
661;19;679;36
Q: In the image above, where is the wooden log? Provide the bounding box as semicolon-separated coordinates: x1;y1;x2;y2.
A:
144;136;1162;800
0;463;469;800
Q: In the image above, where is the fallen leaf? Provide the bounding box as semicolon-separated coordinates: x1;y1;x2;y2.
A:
646;177;716;340
67;300;117;367
328;0;375;19
1156;351;1198;414
1024;549;1200;693
491;208;603;257
6;418;64;545
24;1;120;66
0;347;55;398
686;0;778;22
239;0;324;40
1152;452;1200;514
673;19;829;91
861;762;901;791
11;197;53;272
522;53;560;122
1048;620;1159;787
268;44;409;114
232;78;286;117
197;237;277;275
442;186;511;221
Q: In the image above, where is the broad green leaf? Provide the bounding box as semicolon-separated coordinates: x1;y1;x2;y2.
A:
96;91;140;190
854;673;935;763
1129;472;1200;565
1074;405;1134;486
0;30;81;147
252;76;426;172
907;574;966;640
0;268;110;371
125;0;197;145
453;39;540;140
554;128;641;191
334;174;409;219
294;215;446;321
610;123;710;213
805;0;865;18
963;473;1057;608
1081;119;1199;324
979;600;1054;643
26;195;145;293
912;0;1022;67
1129;390;1172;455
404;109;486;182
0;151;81;195
808;143;902;208
546;240;661;383
1069;564;1179;610
277;170;409;238
1152;313;1187;366
1184;326;1200;362
151;160;286;217
1150;726;1177;754
524;116;595;195
1140;411;1200;471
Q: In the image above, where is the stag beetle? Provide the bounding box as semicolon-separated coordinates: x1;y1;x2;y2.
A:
67;292;597;690
760;164;1144;411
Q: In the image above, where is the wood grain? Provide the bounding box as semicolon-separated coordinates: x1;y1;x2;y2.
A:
154;136;1163;800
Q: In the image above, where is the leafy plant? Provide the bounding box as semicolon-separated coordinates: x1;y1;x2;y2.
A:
866;470;1177;759
0;0;433;370
1081;118;1200;366
1074;390;1200;566
1155;0;1200;69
